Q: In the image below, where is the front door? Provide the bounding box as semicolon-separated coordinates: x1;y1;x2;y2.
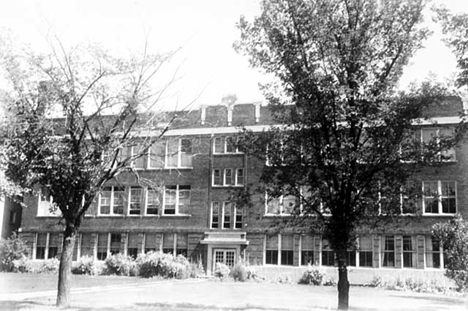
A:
213;249;236;270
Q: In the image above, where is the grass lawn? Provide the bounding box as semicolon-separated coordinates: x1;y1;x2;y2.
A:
0;273;467;311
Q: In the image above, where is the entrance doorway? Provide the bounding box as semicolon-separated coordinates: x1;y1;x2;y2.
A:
213;249;236;270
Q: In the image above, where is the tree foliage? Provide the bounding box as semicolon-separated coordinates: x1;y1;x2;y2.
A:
433;215;468;292
235;0;463;309
0;36;179;307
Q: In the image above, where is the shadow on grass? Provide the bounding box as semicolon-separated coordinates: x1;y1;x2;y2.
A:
389;293;466;305
0;300;53;311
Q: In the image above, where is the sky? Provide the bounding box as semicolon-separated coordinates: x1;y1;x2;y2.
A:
0;0;467;111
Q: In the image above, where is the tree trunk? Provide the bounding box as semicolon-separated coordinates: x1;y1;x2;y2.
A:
337;252;350;310
56;223;77;307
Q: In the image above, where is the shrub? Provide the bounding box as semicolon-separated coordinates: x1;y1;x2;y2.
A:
369;275;382;287
230;261;248;282
0;233;30;272
214;262;230;279
38;258;60;274
188;257;205;278
245;266;263;281
137;252;189;279
433;215;468;292
12;256;32;273
72;256;97;275
299;265;325;285
104;253;137;276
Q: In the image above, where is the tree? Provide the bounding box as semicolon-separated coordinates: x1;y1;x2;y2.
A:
235;0;463;309
0;37;180;307
433;215;468;292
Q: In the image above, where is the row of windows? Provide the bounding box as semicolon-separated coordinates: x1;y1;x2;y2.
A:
212;168;244;187
402;128;456;161
29;232;189;261
265;235;444;269
37;186;191;217
36;179;456;218
98;185;191;216
109;135;244;171
210;202;243;229
265;180;457;216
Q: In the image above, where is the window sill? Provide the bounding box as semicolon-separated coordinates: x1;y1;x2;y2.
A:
263;213;292;217
422;213;456;216
212;185;244;188
213;152;244;156
161;214;192;218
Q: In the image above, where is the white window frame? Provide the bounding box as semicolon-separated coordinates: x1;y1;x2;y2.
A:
145;187;161;216
213;136;242;154
265;193;296;216
212;168;244;187
162;185;191;216
422;180;457;215
128;186;143;216
421;128;456;162
37;188;60;217
210;201;243;229
147;141;165;169
166;138;193;169
130;142;146;169
98;186;125;216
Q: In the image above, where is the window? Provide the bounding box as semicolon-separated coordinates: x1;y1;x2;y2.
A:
225;169;233;185
145;233;159;253
213;169;222;186
36;233;47;259
213;136;241;154
211;202;220;229
346;250;356;267
146;188;161;215
131;143;146;169
176;234;188;257
99;187;125;216
80;233;94;258
48;233;60;259
163;233;175;254
236;168;244;186
422;128;456;161
129;187;143;215
441;181;456;214
163;185;191;215
127;233;139;259
403;236;416;268
321;240;335;266
37;188;60;217
401;182;420;214
423;181;457;214
167;138;193;168
212;168;244;187
265;235;278;265
425;236;441;268
148;141;165;168
359;236;373;267
301;236;315;266
281;235;294;266
97;233;108;260
235;207;243;229
210;202;243;229
382;236;395;267
110;233;121;255
439;128;456;161
223;202;232;229
266;193;297;215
